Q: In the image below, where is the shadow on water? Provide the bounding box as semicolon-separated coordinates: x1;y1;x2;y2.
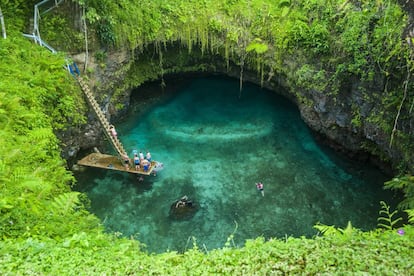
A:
74;75;401;253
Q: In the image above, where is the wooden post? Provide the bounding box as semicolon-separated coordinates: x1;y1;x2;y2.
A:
0;7;6;39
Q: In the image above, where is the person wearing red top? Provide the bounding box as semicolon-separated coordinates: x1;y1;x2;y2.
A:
256;182;264;197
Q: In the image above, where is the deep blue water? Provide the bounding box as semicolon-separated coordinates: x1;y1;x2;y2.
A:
74;76;397;253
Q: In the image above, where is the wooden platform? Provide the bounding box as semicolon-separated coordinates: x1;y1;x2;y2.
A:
77;152;155;175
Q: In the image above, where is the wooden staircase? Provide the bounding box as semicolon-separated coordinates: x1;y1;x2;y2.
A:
75;75;157;175
76;76;128;160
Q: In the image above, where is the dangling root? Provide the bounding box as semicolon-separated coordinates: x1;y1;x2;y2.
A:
390;67;410;148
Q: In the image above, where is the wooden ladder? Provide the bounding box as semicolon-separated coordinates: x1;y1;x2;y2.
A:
76;76;128;159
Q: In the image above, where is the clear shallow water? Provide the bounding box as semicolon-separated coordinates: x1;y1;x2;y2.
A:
75;76;397;253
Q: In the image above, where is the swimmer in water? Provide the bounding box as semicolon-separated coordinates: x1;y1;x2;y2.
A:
256;182;264;197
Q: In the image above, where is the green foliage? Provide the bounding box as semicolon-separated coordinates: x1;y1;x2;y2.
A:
51;192;82;215
314;221;354;238
0;226;413;274
0;1;33;31
114;102;124;111
96;18;116;46
385;175;414;209
294;63;327;92
377;201;403;230
351;108;362;128
0;34;92;240
94;49;107;62
41;14;77;51
407;209;414;224
246;38;268;55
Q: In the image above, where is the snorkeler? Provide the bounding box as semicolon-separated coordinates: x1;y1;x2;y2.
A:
256;182;264;197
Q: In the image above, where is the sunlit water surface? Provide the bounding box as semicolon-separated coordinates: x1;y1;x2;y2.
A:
74;76;397;253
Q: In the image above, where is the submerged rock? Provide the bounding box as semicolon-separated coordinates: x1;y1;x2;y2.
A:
169;196;198;220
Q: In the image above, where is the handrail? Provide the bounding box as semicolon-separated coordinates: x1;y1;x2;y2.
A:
23;0;64;52
22;34;57;53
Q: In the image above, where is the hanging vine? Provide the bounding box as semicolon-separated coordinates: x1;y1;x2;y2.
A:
239;50;245;98
155;41;166;93
390;54;412;148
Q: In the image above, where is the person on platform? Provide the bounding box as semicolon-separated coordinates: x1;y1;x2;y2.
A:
133;153;140;171
146;151;152;162
141;158;150;172
122;154;130;170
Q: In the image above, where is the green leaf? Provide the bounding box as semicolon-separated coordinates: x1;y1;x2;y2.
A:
246;38;268;54
51;192;82;215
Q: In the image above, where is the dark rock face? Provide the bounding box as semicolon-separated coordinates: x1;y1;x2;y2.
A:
58;119;104;166
289;76;408;174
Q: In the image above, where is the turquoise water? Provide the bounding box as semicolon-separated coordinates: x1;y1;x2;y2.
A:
74;76;397;253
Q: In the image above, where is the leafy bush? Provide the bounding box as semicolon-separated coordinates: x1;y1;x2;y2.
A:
0;34;93;240
0;226;413;274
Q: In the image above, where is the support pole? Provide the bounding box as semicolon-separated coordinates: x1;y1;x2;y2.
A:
0;7;6;39
82;5;89;72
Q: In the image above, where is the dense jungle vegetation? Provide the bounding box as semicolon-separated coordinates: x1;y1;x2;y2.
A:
1;0;414;274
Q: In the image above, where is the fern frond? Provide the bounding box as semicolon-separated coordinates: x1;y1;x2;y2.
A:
377;223;392;230
389;210;400;218
314;223;341;236
377;201;402;230
385;176;414;209
51;192;81;215
406;209;414;224
390;217;403;227
0;197;14;211
377;217;390;222
341;221;354;237
378;209;388;216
